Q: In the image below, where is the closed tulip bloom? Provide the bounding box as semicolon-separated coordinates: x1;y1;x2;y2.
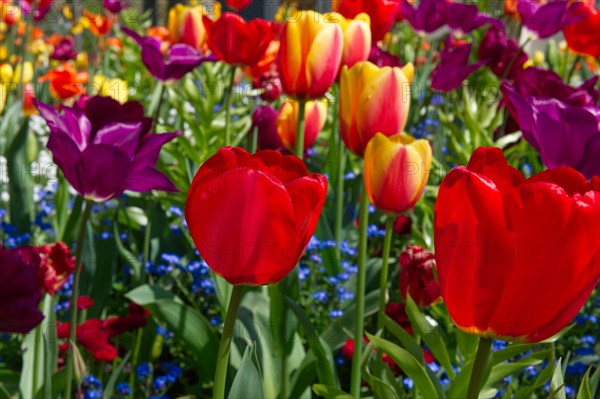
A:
168;3;218;51
399;245;441;307
279;10;343;99
340;61;412;157
333;12;372;69
203;13;276;67
35;96;181;201
276;100;327;153
364;133;431;214
38;64;88;99
185;147;328;285
435;147;600;343
334;0;400;42
252;105;284;151
0;245;44;333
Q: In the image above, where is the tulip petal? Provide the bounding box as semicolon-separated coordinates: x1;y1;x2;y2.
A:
125;166;179;193
188;147;251;197
77;144;131;201
93;122;143;159
186;168;298;285
247;150;308;184
305;24;343;98
285;173;328;250
279;20;305;96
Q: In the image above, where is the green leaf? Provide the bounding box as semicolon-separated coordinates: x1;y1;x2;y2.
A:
589;366;600;399
312;385;353;399
366;333;441;399
457;329;479;362
405;295;455;379
228;343;263;399
113;223;143;280
576;367;593;399
126;285;218;378
486;350;548;387
491;343;537;365
550;359;567;399
102;352;131;399
117;206;148;230
513;360;554;398
384;315;423;362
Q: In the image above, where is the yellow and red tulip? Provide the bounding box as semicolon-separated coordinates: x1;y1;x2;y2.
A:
340;61;412;157
363;133;432;215
168;3;220;51
276;99;328;153
334;12;372;69
279;10;343;99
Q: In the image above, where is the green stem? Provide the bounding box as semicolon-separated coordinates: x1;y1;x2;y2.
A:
566;55;582;82
295;99;307;158
334;100;345;251
250;126;258;153
376;216;395;333
149;82;166;131
64;199;93;399
213;285;244;399
128;328;144;399
349;187;370;397
224;66;237;146
466;337;493;399
32;323;42;395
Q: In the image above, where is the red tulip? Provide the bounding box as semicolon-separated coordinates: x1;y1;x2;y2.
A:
225;0;252;11
276;99;328;153
334;0;400;42
385;303;413;333
77;296;94;310
185;147;328;285
36;242;75;296
563;1;600;58
434;147;600;343
399;245;441;307
203;13;276;67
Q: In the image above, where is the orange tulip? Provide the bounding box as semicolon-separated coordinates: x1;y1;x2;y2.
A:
339;61;412;157
364;133;431;215
279;10;343;99
333;12;372;69
22;83;36;116
1;0;21;26
39;64;88;100
276;99;327;153
83;10;114;36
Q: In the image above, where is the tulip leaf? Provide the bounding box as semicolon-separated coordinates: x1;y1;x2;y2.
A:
365;333;440;399
6;118;34;234
576;367;593;399
288;352;317;399
113;223;143;280
486;350;549;387
384;315;423;363
457;329;480;362
549;359;567;399
125;285;217;378
513;360;555;398
285;297;338;388
33;368;66;399
405;295;456;379
491;343;538;365
312;384;353;399
102;351;131;399
359;339;404;398
228;342;263;399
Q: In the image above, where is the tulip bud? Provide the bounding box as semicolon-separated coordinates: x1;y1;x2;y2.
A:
279;10;343;99
0;63;13;83
340;61;411;157
363;133;432;215
276;99;327;153
334;12;372;69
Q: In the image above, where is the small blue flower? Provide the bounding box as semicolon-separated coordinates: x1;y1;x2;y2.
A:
344;171;356;180
153;376;168;392
428;362;440;373
337;287;354;302
312;290;328;303
566;362;588;376
83;375;102;389
309;253;323;264
403;377;414;390
168;206;184;217
368;205;376;214
210;315;222;327
307;236;320;252
492;340;508;351
298;264;311;281
329;309;343;318
165;363;182;383
116;383;131;396
84;389;103;399
581;335;596;345
137;363;151;380
156;326;174;340
574;347;595;356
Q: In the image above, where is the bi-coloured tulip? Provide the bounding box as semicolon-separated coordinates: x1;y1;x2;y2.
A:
168;3;218;51
279;10;343;99
276;100;327;153
185;147;328;285
203;13;276;67
435;147;600;343
334;0;400;42
340;61;412;157
363;133;431;214
333;12;372;69
35;96;181;201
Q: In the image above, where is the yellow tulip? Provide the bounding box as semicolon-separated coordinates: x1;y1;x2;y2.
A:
13;62;33;84
339;61;412;157
364;133;432;214
0;63;13;83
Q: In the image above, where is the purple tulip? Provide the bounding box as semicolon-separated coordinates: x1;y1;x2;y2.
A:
0;245;44;334
50;37;77;61
502;77;600;179
444;2;503;34
368;45;402;68
431;42;486;92
19;0;52;22
103;0;129;14
518;0;585;39
478;27;528;80
35;96;181;201
252;105;285;151
121;27;215;82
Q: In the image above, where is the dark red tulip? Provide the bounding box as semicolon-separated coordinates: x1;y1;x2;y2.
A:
334;0;400;42
385;303;413;334
434;147;600;343
393;215;412;235
76;319;117;361
399;245;441;307
0;245;44;333
77;296;94;310
251;105;285;151
185;147;328;285
203;13;276;67
225;0;252;11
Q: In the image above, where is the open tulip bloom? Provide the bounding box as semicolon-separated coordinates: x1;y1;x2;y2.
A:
35;96;181;201
435;147;600;343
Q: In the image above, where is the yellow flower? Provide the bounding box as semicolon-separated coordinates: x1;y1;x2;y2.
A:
0;63;12;83
93;75;129;103
12;62;33;83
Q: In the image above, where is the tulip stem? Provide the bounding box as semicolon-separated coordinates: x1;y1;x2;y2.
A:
334;100;346;254
466;337;493;399
350;187;371;397
376;215;395;333
213;285;244;399
149;81;165;131
224;66;237;146
64;199;93;399
295;99;307;158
